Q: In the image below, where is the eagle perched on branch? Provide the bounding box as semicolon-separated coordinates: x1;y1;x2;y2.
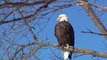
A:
55;14;74;60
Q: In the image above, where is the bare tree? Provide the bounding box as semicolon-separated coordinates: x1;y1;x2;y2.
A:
0;0;107;60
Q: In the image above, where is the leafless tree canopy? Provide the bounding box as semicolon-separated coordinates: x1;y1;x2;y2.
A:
0;0;107;60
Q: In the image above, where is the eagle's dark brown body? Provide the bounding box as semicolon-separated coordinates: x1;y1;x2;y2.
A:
55;21;74;47
55;21;74;59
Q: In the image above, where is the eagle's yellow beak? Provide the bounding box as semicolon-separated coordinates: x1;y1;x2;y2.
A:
57;17;61;21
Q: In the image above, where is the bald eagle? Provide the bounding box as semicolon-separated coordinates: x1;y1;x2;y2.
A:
55;14;74;60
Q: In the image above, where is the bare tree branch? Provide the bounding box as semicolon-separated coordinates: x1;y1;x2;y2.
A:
73;53;87;58
0;0;56;25
14;42;107;59
90;3;107;11
81;30;107;36
77;0;107;39
0;0;56;8
18;9;37;41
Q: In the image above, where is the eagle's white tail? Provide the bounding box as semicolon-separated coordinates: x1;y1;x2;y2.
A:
64;51;70;60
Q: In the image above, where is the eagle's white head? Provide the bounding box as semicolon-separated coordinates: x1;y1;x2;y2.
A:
57;14;68;22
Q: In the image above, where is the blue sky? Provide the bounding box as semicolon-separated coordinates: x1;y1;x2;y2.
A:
0;0;107;60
